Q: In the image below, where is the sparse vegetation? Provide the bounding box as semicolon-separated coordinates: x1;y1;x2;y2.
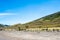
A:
0;11;60;31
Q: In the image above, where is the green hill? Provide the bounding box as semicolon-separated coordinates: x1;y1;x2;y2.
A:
24;11;60;28
41;12;60;21
5;11;60;30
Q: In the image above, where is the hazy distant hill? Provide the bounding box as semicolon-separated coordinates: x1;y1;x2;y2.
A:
0;24;9;28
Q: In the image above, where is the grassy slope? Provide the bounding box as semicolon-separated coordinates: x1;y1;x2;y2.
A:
5;11;60;30
24;12;60;28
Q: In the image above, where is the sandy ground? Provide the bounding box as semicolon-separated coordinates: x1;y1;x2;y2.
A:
0;31;60;40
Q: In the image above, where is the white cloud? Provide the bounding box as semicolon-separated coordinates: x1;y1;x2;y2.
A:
0;13;16;16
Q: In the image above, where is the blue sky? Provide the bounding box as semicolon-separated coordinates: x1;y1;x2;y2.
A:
0;0;60;25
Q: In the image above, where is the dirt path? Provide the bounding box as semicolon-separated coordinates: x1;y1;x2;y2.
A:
0;31;60;40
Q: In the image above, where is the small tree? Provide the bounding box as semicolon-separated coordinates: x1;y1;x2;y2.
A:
18;27;21;31
26;26;29;28
39;26;42;28
53;29;55;31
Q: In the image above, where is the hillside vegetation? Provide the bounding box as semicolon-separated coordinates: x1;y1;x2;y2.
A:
23;12;60;28
0;11;60;31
